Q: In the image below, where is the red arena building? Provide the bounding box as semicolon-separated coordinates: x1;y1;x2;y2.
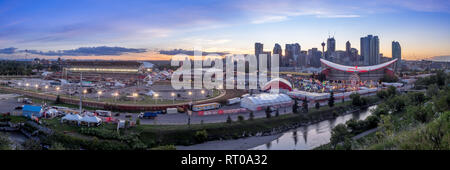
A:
320;58;398;81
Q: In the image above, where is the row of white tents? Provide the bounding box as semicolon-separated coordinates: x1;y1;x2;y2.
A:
61;114;102;126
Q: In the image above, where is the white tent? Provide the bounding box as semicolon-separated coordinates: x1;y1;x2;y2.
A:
80;115;102;126
240;93;293;111
61;114;82;123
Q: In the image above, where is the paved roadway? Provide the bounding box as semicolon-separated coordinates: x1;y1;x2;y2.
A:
0;94;23;115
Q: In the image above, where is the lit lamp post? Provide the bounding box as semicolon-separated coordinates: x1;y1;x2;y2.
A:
35;84;39;91
25;83;29;90
83;89;87;98
132;92;138;104
97;91;102;101
154;93;159;104
171;92;175;104
56;86;60;95
113;92;119;103
187;91;193;126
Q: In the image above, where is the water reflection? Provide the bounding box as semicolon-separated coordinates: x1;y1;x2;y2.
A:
251;105;377;150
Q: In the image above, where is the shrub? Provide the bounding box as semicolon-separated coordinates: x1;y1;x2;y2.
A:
194;130;208;143
237;115;244;122
226;115;232;124
249;111;254;120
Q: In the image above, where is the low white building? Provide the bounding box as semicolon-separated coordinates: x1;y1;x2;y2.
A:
240;93;293;111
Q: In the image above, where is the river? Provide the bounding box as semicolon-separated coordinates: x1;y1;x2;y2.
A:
251;105;377;150
177;105;377;150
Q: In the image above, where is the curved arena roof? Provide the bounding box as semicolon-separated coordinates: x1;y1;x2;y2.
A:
320;58;398;73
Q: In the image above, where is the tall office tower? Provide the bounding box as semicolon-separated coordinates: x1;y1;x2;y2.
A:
360;35;380;66
350;48;359;66
392;41;401;71
308;48;322;68
285;43;301;67
346;41;351;55
255;42;264;69
299;51;307;67
273;43;283;67
326;37;336;59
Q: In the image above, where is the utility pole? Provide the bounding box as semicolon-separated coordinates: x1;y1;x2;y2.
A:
79;72;83;114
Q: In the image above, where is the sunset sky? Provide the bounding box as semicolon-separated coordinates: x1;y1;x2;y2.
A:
0;0;449;61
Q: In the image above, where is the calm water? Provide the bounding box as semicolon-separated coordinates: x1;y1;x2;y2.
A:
251;105;377;150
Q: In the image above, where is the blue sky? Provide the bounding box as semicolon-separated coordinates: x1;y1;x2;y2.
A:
0;0;449;60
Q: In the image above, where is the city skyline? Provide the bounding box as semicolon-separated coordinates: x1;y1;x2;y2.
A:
0;0;449;61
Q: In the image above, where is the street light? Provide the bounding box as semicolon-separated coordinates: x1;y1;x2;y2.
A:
187;91;193;126
83;89;87;98
132;92;138;104
56;86;60;95
35;84;39;91
154;93;159;104
171;92;175;104
112;92;119;102
97;91;102;101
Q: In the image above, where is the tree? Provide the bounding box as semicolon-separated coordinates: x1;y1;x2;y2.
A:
226;115;232;124
249;111;254;120
376;90;389;99
265;107;272;118
376;114;394;139
0;133;11;150
237;115;245;122
315;102;320;109
293;99;299;114
302;97;309;113
49;142;66;150
23;139;42;150
135;119;140;125
387;86;397;97
350;93;362;106
328;91;335;107
275;109;280;117
194;130;208;143
426;84;439;98
55;95;61;104
330;124;350;148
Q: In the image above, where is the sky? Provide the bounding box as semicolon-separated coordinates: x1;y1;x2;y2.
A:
0;0;449;61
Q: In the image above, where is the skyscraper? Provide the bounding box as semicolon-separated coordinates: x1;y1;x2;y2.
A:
346;41;351;55
273;43;282;68
255;42;263;57
255;42;264;69
360;35;380;66
326;37;336;59
392;41;401;71
285;43;301;67
308;48;322;68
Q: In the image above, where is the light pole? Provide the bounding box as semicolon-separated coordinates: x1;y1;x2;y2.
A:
56;86;60;95
83;89;87;98
113;92;119;103
188;91;193;126
132;92;138;104
97;90;102;101
35;84;39;91
154;93;159;104
171;92;175;104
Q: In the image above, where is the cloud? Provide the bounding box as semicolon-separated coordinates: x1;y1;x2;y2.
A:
24;46;147;56
0;47;17;54
159;49;229;56
316;14;361;18
251;16;288;24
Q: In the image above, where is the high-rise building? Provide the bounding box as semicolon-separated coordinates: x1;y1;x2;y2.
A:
392;41;401;71
308;48;322;68
346;41;351;55
360;35;380;66
255;42;264;69
326;37;336;59
284;43;301;67
273;43;282;67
